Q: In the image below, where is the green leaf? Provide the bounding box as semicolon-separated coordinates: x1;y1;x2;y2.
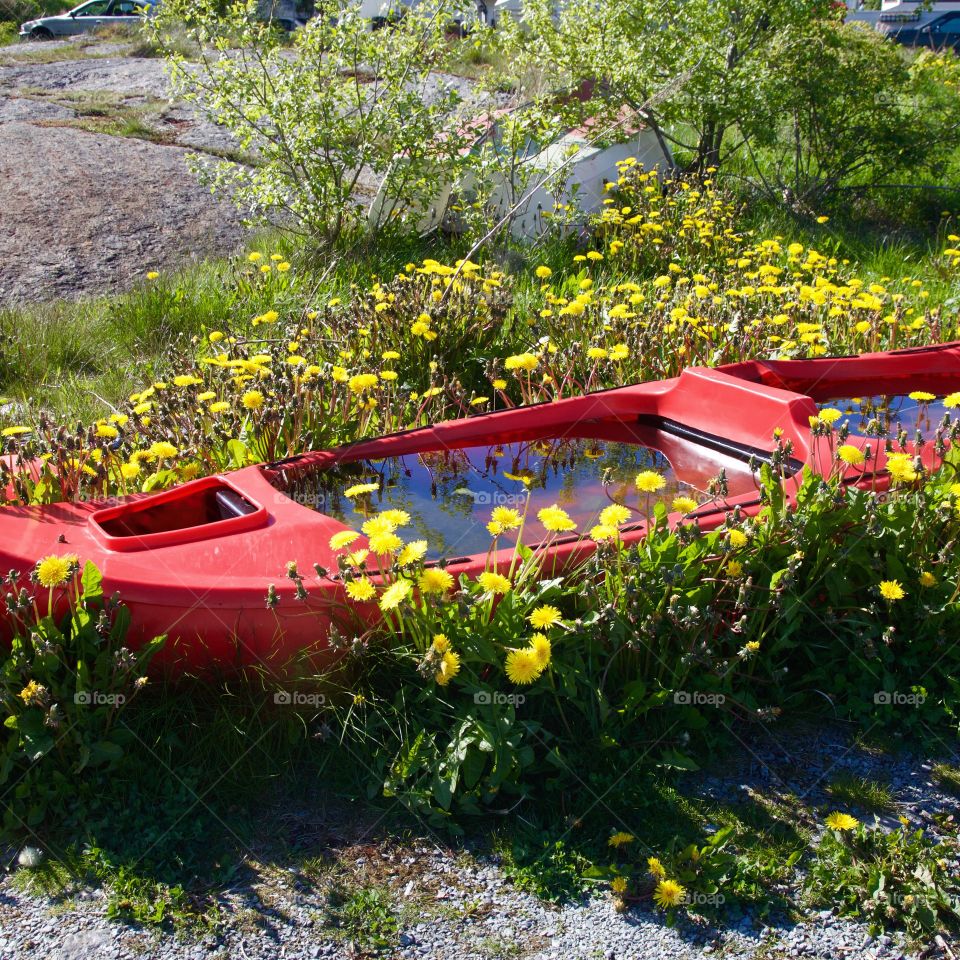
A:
80;562;104;604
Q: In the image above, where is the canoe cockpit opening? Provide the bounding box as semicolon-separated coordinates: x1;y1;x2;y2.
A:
267;420;778;560
94;481;258;541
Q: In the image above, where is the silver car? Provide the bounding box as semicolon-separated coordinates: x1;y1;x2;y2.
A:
19;0;155;41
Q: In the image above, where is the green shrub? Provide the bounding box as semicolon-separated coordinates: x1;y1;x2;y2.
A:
322;461;960;821
806;817;960;938
0;562;163;830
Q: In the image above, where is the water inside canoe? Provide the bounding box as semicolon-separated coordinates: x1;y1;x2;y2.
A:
820;395;953;441
274;423;764;560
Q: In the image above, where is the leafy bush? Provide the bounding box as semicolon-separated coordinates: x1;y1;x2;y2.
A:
498;0;960;206
0;562;163;830
151;0;482;245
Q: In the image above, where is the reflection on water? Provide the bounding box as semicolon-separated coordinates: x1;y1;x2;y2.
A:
822;395;952;441
276;434;759;560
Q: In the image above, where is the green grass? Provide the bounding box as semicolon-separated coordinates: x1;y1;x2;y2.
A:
323;882;399;950
826;773;895;814
931;762;960;796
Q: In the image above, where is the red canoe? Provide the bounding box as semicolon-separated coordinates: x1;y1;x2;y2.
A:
1;343;958;672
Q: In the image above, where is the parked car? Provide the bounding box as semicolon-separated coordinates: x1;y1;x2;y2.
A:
19;0;155;41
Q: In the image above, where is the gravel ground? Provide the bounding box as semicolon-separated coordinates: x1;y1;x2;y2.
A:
1;724;956;960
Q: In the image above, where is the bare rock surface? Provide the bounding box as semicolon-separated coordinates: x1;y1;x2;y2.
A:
0;41;246;305
0;54;170;95
0;121;244;303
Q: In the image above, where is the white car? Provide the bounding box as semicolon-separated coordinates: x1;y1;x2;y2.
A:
19;0;155;41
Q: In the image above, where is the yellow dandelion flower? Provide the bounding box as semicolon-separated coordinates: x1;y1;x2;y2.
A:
148;441;178;459
529;605;561;629
647;856;666;878
369;532;402;555
344;482;379;498
362;515;396;537
379;578;412;611
920;571;936;587
1;426;31;437
599;504;631;527
418;568;454;595
242;390;265;411
944;392;960;409
478;572;512;594
19;680;47;706
380;509;410;528
345;578;376;602
728;529;749;549
504;353;539;372
431;633;451;653
886;453;917;484
537;504;576;533
635;470;665;493
535;265;553;279
653;879;686;909
530;633;551;669
348;373;379;394
435;650;461;686
879;580;905;601
819;408;842;425
590;523;618;542
505;647;542;685
491;506;522;529
329;530;360;550
397;540;428;567
908;391;936;402
36;555;74;588
608;831;634;849
611;877;628;896
825;812;859;831
837;445;865;466
672;496;697;514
